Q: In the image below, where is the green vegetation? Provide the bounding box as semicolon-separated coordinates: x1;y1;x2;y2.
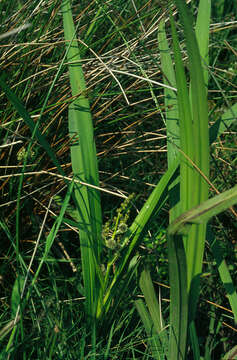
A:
0;0;236;359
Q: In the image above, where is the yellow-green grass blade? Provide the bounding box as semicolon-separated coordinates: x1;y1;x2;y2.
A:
133;97;236;357
168;14;192;359
62;0;102;319
167;231;188;359
158;19;179;165
172;0;210;217
68;103;102;318
124;159;178;266
0;318;20;342
173;0;210;312
168;0;211;356
195;0;211;89
135;299;164;359
11;275;25;319
223;345;237;360
158;18;180;223
139;269;168;352
80;5;104;57
29;179;75;290
189;321;201;360
62;2;102;252
169;13;193;215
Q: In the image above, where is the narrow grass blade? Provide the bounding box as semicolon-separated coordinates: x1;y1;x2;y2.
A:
167;230;188;360
154;17;234;352
169;13;193;216
135;299;164;359
195;0;211;90
68;103;101;319
168;13;192;359
189;321;201;360
29;178;75;289
158;19;179;164
223;345;237;360
11;276;25;319
139;269;168;351
209;102;237;144
0;76;64;176
207;227;237;324
104;322;115;360
0;318;20;342
158;18;180;222
100;255;139;326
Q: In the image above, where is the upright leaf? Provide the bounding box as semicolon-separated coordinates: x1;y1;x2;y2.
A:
62;0;102;324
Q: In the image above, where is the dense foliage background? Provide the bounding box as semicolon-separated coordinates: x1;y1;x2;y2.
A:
0;0;236;358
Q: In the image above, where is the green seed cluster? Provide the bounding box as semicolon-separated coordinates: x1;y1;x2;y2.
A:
102;193;135;251
17;147;35;161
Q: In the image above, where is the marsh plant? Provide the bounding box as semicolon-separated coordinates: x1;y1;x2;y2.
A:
0;0;236;358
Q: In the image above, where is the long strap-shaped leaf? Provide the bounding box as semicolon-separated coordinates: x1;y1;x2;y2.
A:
168;185;237;236
62;0;102;322
138;269;169;356
135;299;164;359
168;0;211;357
168;12;193;360
167;184;237;359
172;0;210;284
158;19;179;166
195;0;211;91
185;0;210;321
158;18;180;224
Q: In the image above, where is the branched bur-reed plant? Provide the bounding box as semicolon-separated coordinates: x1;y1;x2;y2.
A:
61;0;182;350
135;0;237;359
62;0;237;357
0;0;176;354
61;0;174;335
1;0;236;358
